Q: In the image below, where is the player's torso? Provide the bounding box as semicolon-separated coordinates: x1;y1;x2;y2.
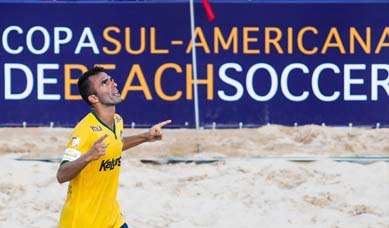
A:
72;112;124;190
60;112;125;227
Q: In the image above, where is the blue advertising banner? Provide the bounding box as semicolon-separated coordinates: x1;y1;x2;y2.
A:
1;2;389;127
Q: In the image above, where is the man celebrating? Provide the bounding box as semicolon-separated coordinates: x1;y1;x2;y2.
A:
57;66;171;228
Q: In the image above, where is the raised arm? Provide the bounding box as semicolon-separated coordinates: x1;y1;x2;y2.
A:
122;120;171;151
56;134;108;183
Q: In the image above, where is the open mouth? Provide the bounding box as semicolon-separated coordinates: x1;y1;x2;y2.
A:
113;90;121;97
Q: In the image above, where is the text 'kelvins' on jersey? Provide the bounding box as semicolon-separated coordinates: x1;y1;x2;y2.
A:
99;157;121;171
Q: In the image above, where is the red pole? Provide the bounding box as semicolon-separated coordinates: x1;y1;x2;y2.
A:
202;0;215;21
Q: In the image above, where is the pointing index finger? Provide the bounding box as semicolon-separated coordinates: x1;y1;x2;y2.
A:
155;120;172;128
96;134;108;143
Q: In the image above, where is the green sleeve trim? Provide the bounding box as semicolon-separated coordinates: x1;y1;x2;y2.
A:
60;160;69;166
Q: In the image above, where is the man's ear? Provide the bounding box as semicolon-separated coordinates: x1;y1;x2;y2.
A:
88;94;99;104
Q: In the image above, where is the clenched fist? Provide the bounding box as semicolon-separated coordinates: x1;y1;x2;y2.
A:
86;134;108;161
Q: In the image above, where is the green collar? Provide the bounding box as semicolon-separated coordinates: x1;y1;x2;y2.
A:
90;110;116;136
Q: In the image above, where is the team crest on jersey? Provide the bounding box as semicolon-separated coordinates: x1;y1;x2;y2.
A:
115;116;122;123
71;137;80;147
90;125;102;132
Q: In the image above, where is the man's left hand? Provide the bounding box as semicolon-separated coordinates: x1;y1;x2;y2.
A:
147;120;172;142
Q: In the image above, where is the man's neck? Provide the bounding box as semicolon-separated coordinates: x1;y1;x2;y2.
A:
92;106;115;130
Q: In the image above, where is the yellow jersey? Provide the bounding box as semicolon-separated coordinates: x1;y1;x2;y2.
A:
59;111;125;228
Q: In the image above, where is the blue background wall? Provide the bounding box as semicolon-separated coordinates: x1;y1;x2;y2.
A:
1;1;389;127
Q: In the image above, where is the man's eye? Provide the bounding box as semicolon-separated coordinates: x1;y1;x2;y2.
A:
102;78;114;85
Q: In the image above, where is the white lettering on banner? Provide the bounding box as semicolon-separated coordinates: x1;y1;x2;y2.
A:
37;64;61;100
246;63;278;101
217;63;389;102
281;63;309;102
5;63;34;99
2;26;23;54
218;63;244;101
26;26;50;55
74;27;100;54
2;62;389;102
371;64;389;101
1;26;99;55
4;63;60;100
54;27;73;54
312;63;341;102
344;64;367;101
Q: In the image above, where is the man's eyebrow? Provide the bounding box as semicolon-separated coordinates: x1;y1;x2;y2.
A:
101;77;111;84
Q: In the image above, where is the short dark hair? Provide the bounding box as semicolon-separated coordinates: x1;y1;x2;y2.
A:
78;66;105;105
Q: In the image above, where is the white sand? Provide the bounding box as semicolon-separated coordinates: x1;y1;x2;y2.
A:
0;126;389;228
